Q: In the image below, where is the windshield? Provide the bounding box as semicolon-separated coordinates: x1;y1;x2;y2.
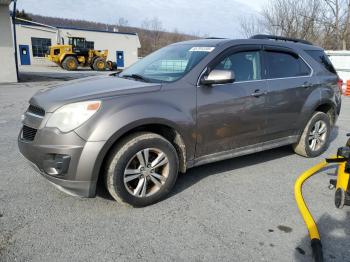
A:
69;38;86;48
119;44;215;83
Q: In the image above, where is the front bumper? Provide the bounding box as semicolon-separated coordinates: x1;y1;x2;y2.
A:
18;127;105;197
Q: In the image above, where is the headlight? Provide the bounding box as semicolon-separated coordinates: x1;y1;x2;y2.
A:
46;101;101;132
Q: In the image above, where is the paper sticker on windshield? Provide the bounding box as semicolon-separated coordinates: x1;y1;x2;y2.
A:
189;47;215;52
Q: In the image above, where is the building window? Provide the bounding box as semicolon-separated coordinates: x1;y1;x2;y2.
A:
31;37;52;57
86;41;94;49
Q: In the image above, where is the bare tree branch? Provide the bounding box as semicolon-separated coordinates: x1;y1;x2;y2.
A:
249;0;350;49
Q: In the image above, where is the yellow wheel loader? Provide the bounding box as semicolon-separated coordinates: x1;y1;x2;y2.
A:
47;37;111;71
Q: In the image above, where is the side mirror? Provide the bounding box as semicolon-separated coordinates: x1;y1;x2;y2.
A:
200;69;235;85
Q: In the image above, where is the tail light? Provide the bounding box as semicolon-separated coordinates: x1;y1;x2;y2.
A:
337;79;343;94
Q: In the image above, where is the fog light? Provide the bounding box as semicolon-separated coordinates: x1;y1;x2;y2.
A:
43;154;70;176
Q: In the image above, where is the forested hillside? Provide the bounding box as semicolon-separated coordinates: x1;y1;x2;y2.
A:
20;12;199;57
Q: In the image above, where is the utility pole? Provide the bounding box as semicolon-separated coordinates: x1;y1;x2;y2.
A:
11;0;19;82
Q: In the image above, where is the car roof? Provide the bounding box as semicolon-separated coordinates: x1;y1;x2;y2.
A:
174;38;324;51
172;38;231;46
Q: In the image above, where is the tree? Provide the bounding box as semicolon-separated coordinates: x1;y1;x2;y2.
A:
166;28;184;43
117;17;129;27
16;9;32;21
239;14;266;37
241;0;350;50
261;0;324;42
323;0;350;49
141;17;164;52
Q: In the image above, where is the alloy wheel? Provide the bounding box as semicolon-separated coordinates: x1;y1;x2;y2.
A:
308;120;327;151
123;148;169;198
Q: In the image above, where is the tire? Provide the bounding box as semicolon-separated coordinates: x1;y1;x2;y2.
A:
62;56;78;71
107;60;113;70
293;112;331;157
104;132;179;207
92;57;107;71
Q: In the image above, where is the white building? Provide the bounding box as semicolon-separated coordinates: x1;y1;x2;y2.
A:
0;0;17;83
15;19;141;69
326;50;350;91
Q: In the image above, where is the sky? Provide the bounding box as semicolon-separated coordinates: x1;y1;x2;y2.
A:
14;0;268;38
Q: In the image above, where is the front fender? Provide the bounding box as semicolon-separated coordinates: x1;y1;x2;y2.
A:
75;94;195;163
77;98;193;139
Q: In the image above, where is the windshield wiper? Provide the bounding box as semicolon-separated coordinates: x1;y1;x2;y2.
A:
121;74;149;82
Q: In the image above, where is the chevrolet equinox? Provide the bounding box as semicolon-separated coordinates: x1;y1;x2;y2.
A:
18;35;342;206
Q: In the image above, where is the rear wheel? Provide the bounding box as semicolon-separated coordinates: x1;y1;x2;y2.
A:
107;60;113;70
92;57;107;71
293;112;331;157
62;56;78;71
104;132;179;207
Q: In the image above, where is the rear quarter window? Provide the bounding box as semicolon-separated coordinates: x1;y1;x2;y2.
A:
305;50;337;75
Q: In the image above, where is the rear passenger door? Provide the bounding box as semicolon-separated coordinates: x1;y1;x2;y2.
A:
263;46;315;140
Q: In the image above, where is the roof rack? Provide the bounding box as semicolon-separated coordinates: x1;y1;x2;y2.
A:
205;37;227;39
250;34;313;45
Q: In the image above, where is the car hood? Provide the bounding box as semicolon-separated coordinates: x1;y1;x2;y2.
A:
30;75;162;112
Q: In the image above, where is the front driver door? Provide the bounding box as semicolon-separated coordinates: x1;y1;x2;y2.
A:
196;46;269;158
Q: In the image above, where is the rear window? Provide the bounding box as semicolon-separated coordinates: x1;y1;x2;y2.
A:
265;51;311;78
305;50;337;74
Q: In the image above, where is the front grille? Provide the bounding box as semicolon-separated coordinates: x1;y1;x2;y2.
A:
22;125;37;141
27;105;45;117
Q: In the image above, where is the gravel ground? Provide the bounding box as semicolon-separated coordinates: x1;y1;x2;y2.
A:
0;75;349;262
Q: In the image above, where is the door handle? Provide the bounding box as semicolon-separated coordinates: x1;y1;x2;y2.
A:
251;89;266;97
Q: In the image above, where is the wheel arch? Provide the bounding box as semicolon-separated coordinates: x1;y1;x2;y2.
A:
60;53;77;63
298;91;338;135
92;120;188;185
313;102;337;126
300;100;337;132
316;85;340;126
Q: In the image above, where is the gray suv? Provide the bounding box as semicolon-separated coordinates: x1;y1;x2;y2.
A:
18;35;342;206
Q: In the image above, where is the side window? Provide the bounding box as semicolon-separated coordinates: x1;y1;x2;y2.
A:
214;51;262;82
299;59;312;76
305;50;337;75
265;51;311;78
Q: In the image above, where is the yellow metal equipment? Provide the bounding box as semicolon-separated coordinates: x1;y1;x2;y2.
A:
47;37;109;71
295;134;350;262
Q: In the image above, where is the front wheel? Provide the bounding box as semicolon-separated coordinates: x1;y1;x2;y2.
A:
104;132;179;207
293;112;331;157
62;56;78;71
92;57;107;71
